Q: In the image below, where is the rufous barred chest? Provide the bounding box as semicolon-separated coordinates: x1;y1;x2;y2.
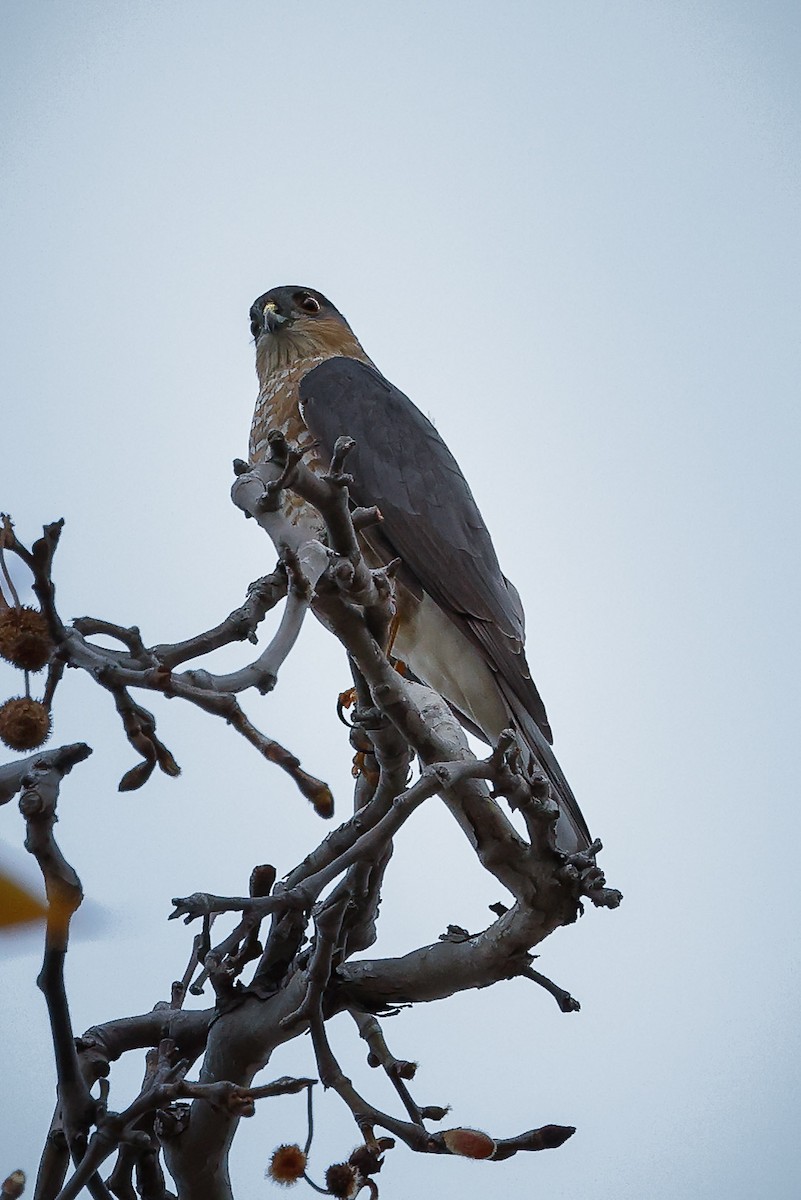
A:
249;318;372;471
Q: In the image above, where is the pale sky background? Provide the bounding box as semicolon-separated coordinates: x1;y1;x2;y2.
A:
1;3;800;1197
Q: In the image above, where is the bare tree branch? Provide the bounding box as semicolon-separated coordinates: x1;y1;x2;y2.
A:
4;432;620;1199
0;743;91;807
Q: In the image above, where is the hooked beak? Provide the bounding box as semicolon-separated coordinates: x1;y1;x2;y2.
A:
257;300;288;338
250;300;291;343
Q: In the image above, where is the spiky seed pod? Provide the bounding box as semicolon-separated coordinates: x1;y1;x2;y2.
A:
441;1127;497;1159
0;697;52;751
324;1162;360;1198
266;1144;307;1187
0;606;52;672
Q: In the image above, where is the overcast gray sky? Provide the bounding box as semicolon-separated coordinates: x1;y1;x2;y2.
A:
2;3;800;1197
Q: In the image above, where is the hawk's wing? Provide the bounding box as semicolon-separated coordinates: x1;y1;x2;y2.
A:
299;356;553;742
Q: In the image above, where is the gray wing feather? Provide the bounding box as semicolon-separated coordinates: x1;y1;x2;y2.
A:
299;357;553;740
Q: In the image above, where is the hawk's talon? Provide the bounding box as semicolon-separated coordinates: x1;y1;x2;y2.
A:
350;704;385;730
351;749;380;785
337;687;357;727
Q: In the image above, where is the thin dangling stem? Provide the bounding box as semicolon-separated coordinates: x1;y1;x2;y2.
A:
0;539;21;609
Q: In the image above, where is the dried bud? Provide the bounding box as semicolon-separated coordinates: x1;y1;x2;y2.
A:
250;864;276;897
441;1127;496;1159
0;697;51;751
311;782;334;819
348;1141;390;1177
266;1144;307;1187
2;1169;26;1198
0;607;52;672
420;1104;450;1121
324;1162;360;1198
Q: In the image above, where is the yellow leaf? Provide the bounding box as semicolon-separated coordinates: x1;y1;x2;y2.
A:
0;871;47;928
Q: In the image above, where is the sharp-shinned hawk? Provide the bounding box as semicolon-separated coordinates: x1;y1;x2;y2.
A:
249;285;590;853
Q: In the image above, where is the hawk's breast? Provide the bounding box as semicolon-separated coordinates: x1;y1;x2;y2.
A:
250;354;331;533
251;347;373;533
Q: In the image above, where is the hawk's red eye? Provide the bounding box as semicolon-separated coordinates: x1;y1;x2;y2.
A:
301;296;321;314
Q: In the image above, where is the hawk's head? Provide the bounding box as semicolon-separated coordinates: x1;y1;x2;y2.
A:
250;286;365;387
